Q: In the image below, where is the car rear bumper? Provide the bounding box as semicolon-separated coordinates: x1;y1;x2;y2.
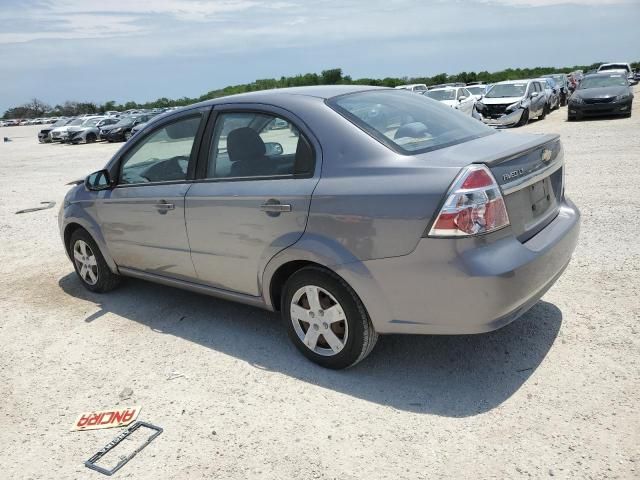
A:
569;100;632;117
338;197;580;335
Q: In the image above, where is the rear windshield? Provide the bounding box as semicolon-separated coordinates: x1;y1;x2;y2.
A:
426;89;456;101
466;86;485;95
328;90;493;154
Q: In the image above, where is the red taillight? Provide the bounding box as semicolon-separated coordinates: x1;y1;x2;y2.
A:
460;168;493;189
429;165;510;237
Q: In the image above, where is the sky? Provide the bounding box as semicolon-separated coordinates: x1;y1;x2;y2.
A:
1;0;639;113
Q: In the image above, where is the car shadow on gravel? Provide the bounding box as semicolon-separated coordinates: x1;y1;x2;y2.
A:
58;273;562;418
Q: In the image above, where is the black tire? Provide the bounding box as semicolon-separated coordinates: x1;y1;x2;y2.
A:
539;104;548;120
282;267;378;369
69;229;121;293
86;133;97;143
516;108;529;127
124;130;132;141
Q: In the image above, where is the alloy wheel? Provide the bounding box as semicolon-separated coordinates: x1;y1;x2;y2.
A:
290;285;348;357
73;240;99;285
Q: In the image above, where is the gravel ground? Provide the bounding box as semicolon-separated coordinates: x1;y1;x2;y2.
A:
1;93;639;479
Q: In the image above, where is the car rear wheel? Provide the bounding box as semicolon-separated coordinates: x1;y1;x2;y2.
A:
69;229;121;293
282;267;378;369
539;104;548;120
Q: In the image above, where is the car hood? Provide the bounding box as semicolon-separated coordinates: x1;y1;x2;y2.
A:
480;96;522;105
437;100;458;108
573;86;629;99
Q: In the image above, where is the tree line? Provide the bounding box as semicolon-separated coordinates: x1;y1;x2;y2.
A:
4;61;639;119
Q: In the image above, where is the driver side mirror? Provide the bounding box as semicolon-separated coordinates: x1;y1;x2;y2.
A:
458;96;467;101
264;142;284;156
85;169;113;191
530;92;539;98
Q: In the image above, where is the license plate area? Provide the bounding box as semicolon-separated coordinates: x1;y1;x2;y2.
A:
529;177;552;218
502;172;561;243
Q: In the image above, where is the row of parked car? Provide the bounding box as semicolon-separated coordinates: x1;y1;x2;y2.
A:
36;110;169;144
396;62;636;127
1;107;175;131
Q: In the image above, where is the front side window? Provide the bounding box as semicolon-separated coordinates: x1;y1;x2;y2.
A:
119;116;201;185
329;90;492;154
207;112;314;179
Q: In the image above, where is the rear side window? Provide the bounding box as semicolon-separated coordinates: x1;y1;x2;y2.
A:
207;112;314;179
329;90;493;154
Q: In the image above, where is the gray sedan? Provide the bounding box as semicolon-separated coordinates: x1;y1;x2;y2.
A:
59;86;580;369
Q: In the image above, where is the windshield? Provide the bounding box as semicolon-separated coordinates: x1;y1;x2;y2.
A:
486;83;527;98
426;89;456;101
69;118;84;126
579;74;628;89
329;90;493;154
84;118;101;127
51;119;68;127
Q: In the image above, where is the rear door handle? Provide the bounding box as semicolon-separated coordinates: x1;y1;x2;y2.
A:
260;203;292;212
260;199;292;215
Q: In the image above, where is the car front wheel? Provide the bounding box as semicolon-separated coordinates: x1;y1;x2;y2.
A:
282;267;378;369
69;229;121;293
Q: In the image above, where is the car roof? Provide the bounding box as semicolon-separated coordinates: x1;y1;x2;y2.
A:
195;85;388;107
495;79;532;85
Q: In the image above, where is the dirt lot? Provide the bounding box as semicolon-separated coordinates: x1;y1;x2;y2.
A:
1;94;639;479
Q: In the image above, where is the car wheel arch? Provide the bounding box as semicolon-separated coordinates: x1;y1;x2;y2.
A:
63;220;118;273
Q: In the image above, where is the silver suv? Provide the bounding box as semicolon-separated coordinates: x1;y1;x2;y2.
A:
60;86;580;369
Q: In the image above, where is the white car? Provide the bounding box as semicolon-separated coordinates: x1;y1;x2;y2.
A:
475;79;547;127
66;117;119;144
50;116;102;142
597;62;635;84
423;87;476;115
394;84;428;93
465;85;491;103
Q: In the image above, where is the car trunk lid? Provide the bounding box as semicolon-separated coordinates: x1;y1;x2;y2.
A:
418;132;564;242
479;134;563;242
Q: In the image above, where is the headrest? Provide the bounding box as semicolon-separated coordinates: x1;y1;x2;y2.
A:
227;127;266;162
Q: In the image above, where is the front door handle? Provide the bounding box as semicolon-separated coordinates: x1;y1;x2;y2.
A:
155;201;175;214
260;199;292;216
